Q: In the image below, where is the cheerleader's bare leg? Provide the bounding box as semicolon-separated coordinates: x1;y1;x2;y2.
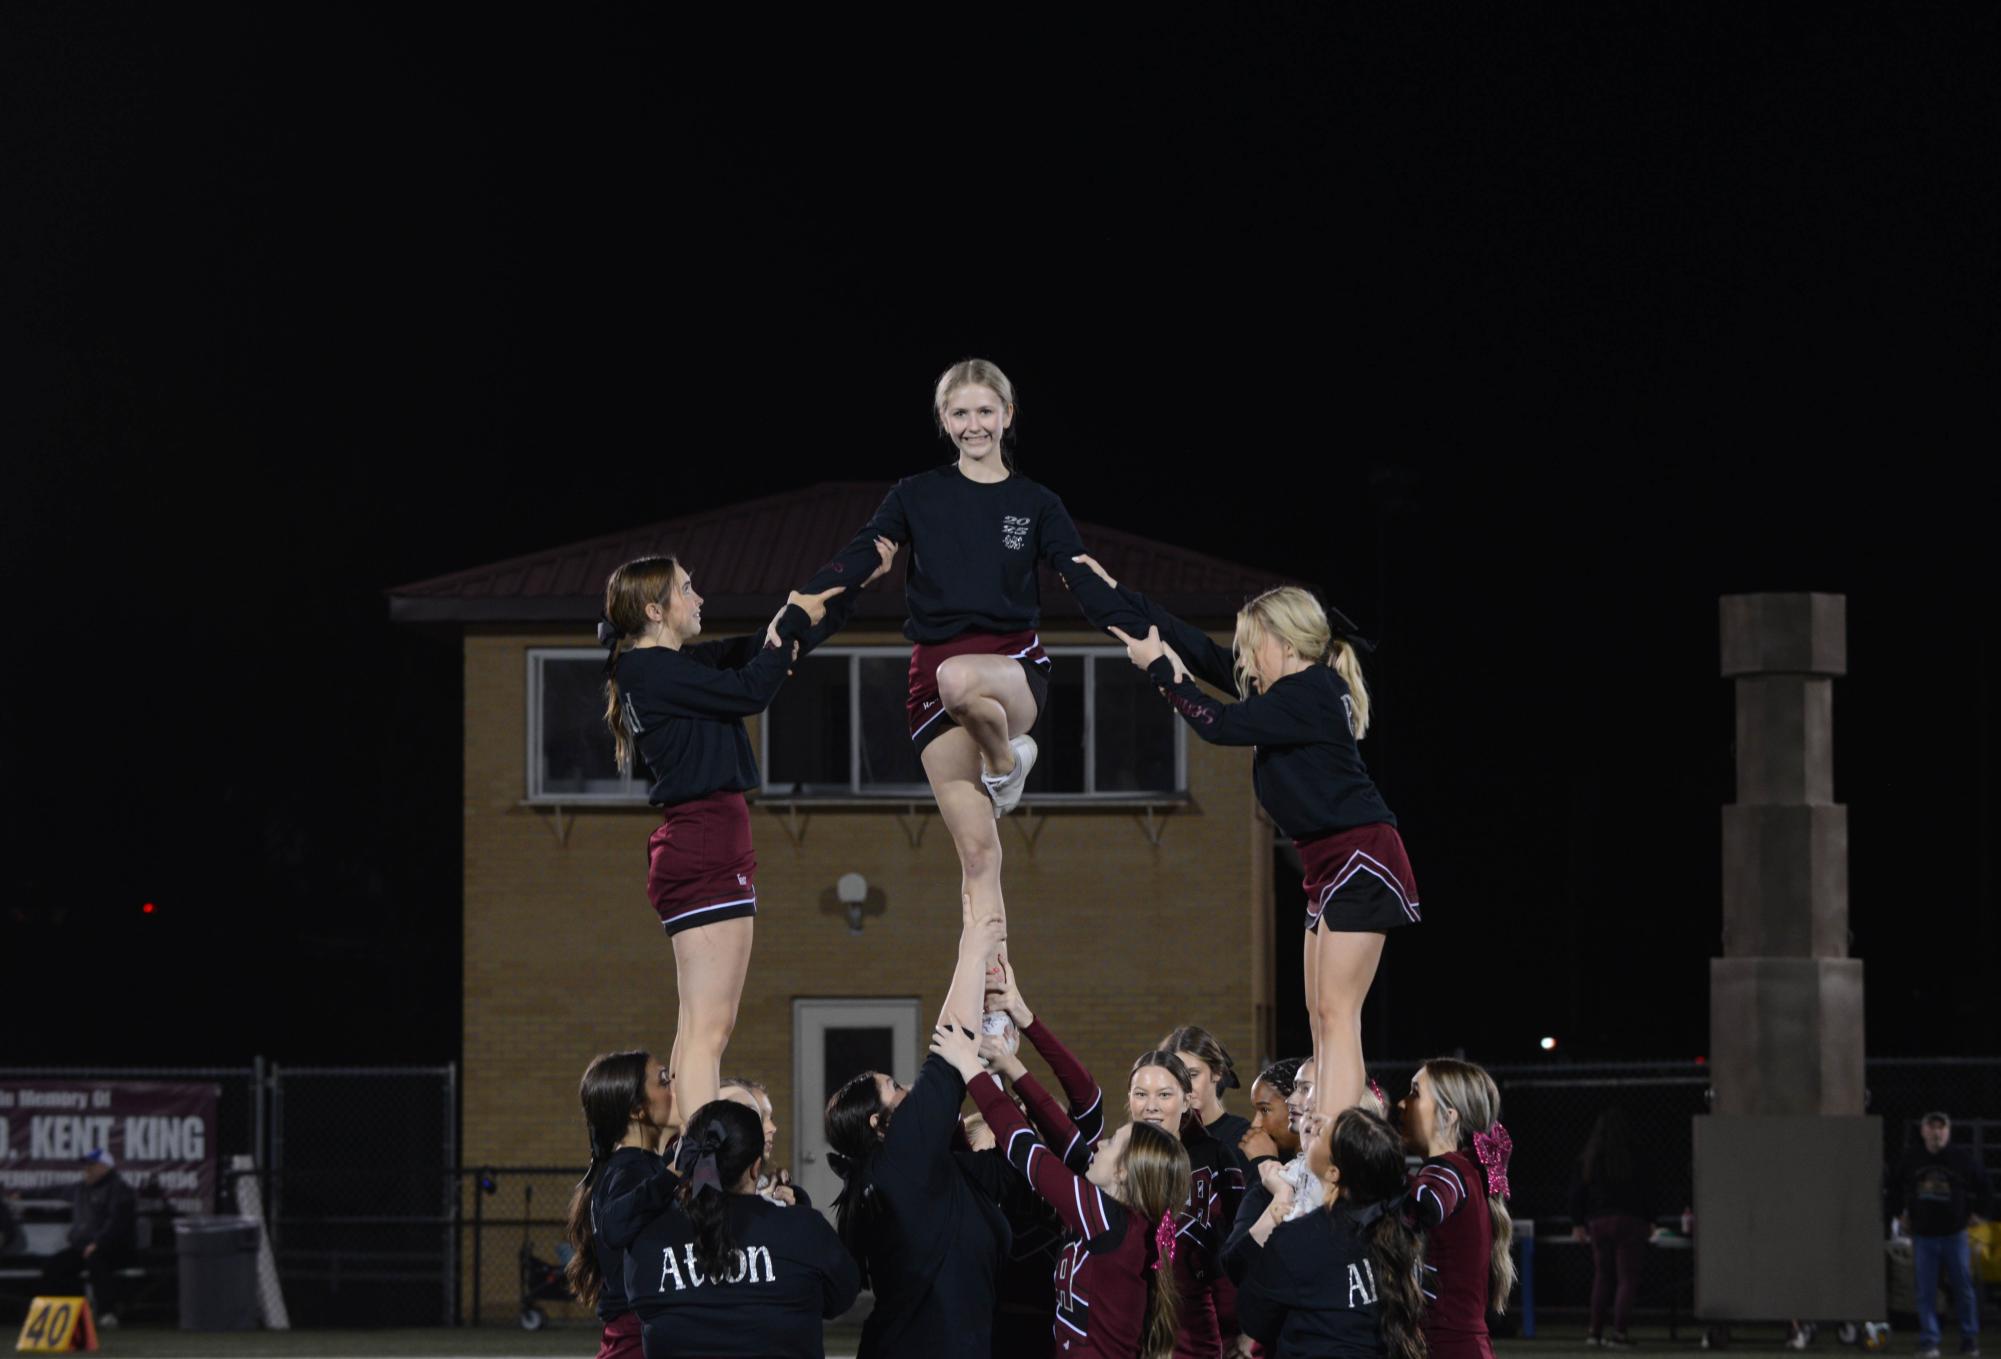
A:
1306;926;1385;1119
934;653;1036;779
668;916;755;1123
920;664;1037;933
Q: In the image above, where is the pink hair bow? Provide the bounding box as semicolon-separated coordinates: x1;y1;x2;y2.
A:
1472;1122;1513;1201
1153;1212;1177;1271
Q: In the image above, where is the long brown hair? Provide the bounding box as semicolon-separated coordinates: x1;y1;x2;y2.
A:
1328;1108;1428;1359
600;557;680;772
562;1050;652;1310
1116;1120;1190;1359
1421;1057;1516;1311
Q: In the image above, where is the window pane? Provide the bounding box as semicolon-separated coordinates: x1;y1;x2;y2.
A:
1025;655;1085;793
1094;658;1181;792
824;1027;895;1104
539;658;629;796
858;657;928;790
765;654;851;794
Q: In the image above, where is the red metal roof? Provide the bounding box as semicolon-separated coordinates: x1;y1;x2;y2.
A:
388;481;1309;625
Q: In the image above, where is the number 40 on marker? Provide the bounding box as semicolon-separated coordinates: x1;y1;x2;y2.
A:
14;1296;98;1352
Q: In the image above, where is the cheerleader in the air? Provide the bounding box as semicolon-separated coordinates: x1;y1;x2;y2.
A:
600;540;892;1119
796;359;1151;937
1078;553;1417;1121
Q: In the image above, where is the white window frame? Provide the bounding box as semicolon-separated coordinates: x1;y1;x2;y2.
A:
524;648;652;804
758;644;1188;803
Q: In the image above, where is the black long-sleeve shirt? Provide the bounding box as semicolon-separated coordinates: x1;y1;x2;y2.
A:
850;1052;1011;1359
1203;1111;1254;1338
1233;1202;1393;1359
616;597;845;807
800;466;1150;644
955;1138;1068;1352
624;1192;860;1358
591;1147;677;1321
1224;1180;1275;1287
1125;587;1394;839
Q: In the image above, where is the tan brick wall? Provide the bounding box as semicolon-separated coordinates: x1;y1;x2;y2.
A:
460;625;1269;1316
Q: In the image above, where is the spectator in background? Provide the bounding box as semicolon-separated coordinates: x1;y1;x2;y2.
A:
1889;1112;1992;1359
1569;1107;1655;1350
0;1193;28;1256
42;1148;137;1326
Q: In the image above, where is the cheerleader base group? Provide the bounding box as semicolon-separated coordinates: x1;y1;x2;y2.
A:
570;359;1512;1358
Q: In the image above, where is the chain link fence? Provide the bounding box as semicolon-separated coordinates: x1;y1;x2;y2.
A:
0;1061;455;1326
454;1167;588;1330
266;1065;458;1325
1363;1056;2001;1322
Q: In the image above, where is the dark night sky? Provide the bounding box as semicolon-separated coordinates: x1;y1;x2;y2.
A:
3;8;1994;1068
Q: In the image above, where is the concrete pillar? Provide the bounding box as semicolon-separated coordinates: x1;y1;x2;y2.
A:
1695;593;1883;1320
1710;593;1862;1117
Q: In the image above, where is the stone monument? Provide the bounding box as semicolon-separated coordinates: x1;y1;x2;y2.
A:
1694;592;1885;1319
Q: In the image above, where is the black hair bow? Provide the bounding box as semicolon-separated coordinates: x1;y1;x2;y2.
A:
1325;604;1378;654
676;1126;727;1198
1349;1190;1411;1230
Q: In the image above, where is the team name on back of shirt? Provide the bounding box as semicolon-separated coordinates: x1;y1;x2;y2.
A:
1346;1258;1379;1307
657;1243;777;1292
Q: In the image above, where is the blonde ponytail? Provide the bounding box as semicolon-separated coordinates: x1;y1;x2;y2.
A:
1420;1058;1517;1312
1488;1194;1518;1314
1328;638;1372;739
1234;586;1374;739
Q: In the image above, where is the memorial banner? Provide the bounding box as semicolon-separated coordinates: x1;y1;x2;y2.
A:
0;1081;221;1214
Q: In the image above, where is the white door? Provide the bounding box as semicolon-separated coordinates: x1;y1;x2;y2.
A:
793;998;923;1219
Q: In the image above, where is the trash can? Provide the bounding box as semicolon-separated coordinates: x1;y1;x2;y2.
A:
174;1216;262;1330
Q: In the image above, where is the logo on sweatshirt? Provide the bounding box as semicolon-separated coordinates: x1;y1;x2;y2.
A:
1001;514;1031;551
658;1243;775;1291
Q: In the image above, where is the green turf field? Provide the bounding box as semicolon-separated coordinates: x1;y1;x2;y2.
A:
8;1319;1844;1358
